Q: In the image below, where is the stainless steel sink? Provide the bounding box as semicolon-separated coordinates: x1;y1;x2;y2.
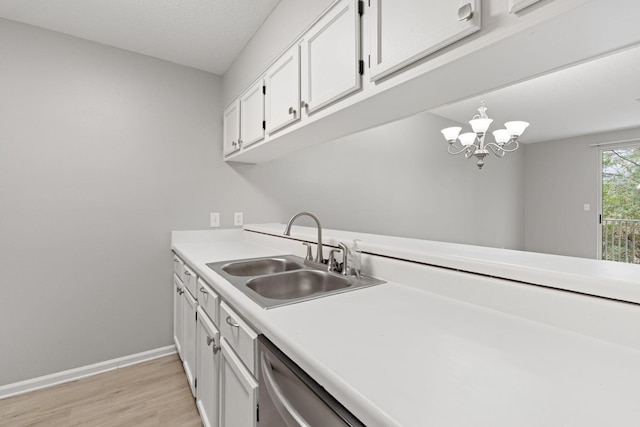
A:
246;270;350;300
221;257;304;276
206;254;384;309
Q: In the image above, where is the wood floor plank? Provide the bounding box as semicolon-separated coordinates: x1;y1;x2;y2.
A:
0;354;202;427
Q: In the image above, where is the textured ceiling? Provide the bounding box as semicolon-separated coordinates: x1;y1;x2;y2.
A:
430;45;640;144
0;0;281;75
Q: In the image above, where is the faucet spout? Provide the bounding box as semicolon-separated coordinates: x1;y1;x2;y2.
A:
284;211;324;264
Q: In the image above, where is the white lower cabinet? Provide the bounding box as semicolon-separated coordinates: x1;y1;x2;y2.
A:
219;338;258;427
173;276;184;360
173;256;260;427
182;288;198;397
196;307;221;427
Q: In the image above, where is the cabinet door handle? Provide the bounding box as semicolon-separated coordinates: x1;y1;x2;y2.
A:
225;316;240;328
200;286;208;295
458;3;473;21
184;271;191;276
178;289;184;295
207;336;221;354
288;106;297;116
232;140;238;148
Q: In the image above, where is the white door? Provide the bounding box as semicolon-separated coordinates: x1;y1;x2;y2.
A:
223;100;241;156
196;308;220;427
182;289;198;397
301;0;361;115
265;45;300;135
240;79;265;148
219;339;258;427
173;277;184;360
370;0;481;81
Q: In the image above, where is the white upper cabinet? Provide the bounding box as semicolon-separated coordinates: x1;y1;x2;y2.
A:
223;100;241;156
265;45;301;135
369;0;481;81
239;79;265;148
300;0;362;115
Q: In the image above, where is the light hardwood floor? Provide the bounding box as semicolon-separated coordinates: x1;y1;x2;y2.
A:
0;354;202;426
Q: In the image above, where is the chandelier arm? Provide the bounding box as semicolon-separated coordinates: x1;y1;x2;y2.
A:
484;142;506;157
499;139;520;153
464;145;477;159
447;144;471;156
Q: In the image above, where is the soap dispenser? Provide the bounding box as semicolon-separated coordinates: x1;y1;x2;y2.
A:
350;239;362;277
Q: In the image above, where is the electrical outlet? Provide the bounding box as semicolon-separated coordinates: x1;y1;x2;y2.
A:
210;212;220;227
234;212;243;226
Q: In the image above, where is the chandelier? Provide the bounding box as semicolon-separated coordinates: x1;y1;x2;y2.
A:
440;101;529;169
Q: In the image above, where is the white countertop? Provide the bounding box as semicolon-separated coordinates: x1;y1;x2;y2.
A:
172;227;640;427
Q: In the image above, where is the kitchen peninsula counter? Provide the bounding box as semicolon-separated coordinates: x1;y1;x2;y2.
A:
172;226;640;427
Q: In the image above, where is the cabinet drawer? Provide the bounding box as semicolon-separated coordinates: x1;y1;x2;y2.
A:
198;278;219;325
173;254;184;281
183;265;198;299
220;301;258;375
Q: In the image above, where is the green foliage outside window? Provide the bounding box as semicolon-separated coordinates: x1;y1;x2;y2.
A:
601;146;640;263
602;147;640;219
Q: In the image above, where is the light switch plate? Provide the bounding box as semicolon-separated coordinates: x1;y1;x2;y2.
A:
210;212;220;227
234;212;243;226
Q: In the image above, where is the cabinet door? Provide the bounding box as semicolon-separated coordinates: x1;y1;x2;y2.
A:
173;277;184;360
196;308;220;427
370;0;481;81
223;100;241;156
265;45;300;135
300;0;361;115
240;79;265;148
219;338;258;427
182;289;198;397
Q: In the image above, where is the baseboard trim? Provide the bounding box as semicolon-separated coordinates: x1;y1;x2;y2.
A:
0;345;177;400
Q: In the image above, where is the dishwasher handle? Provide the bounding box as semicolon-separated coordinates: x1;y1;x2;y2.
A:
260;352;312;427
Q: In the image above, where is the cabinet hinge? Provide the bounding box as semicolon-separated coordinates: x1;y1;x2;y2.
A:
262;120;266;130
358;59;364;75
262;85;266;95
358;0;364;16
256;404;259;422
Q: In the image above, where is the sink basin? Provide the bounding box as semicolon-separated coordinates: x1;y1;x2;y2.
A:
246;270;350;300
221;257;303;276
206;254;384;309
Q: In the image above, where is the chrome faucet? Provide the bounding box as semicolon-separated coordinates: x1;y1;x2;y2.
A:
284;211;324;266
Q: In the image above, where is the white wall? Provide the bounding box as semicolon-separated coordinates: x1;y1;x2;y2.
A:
524;126;640;258
245;110;525;248
0;18;284;386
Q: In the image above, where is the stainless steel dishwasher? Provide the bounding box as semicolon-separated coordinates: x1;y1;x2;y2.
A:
257;335;365;427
